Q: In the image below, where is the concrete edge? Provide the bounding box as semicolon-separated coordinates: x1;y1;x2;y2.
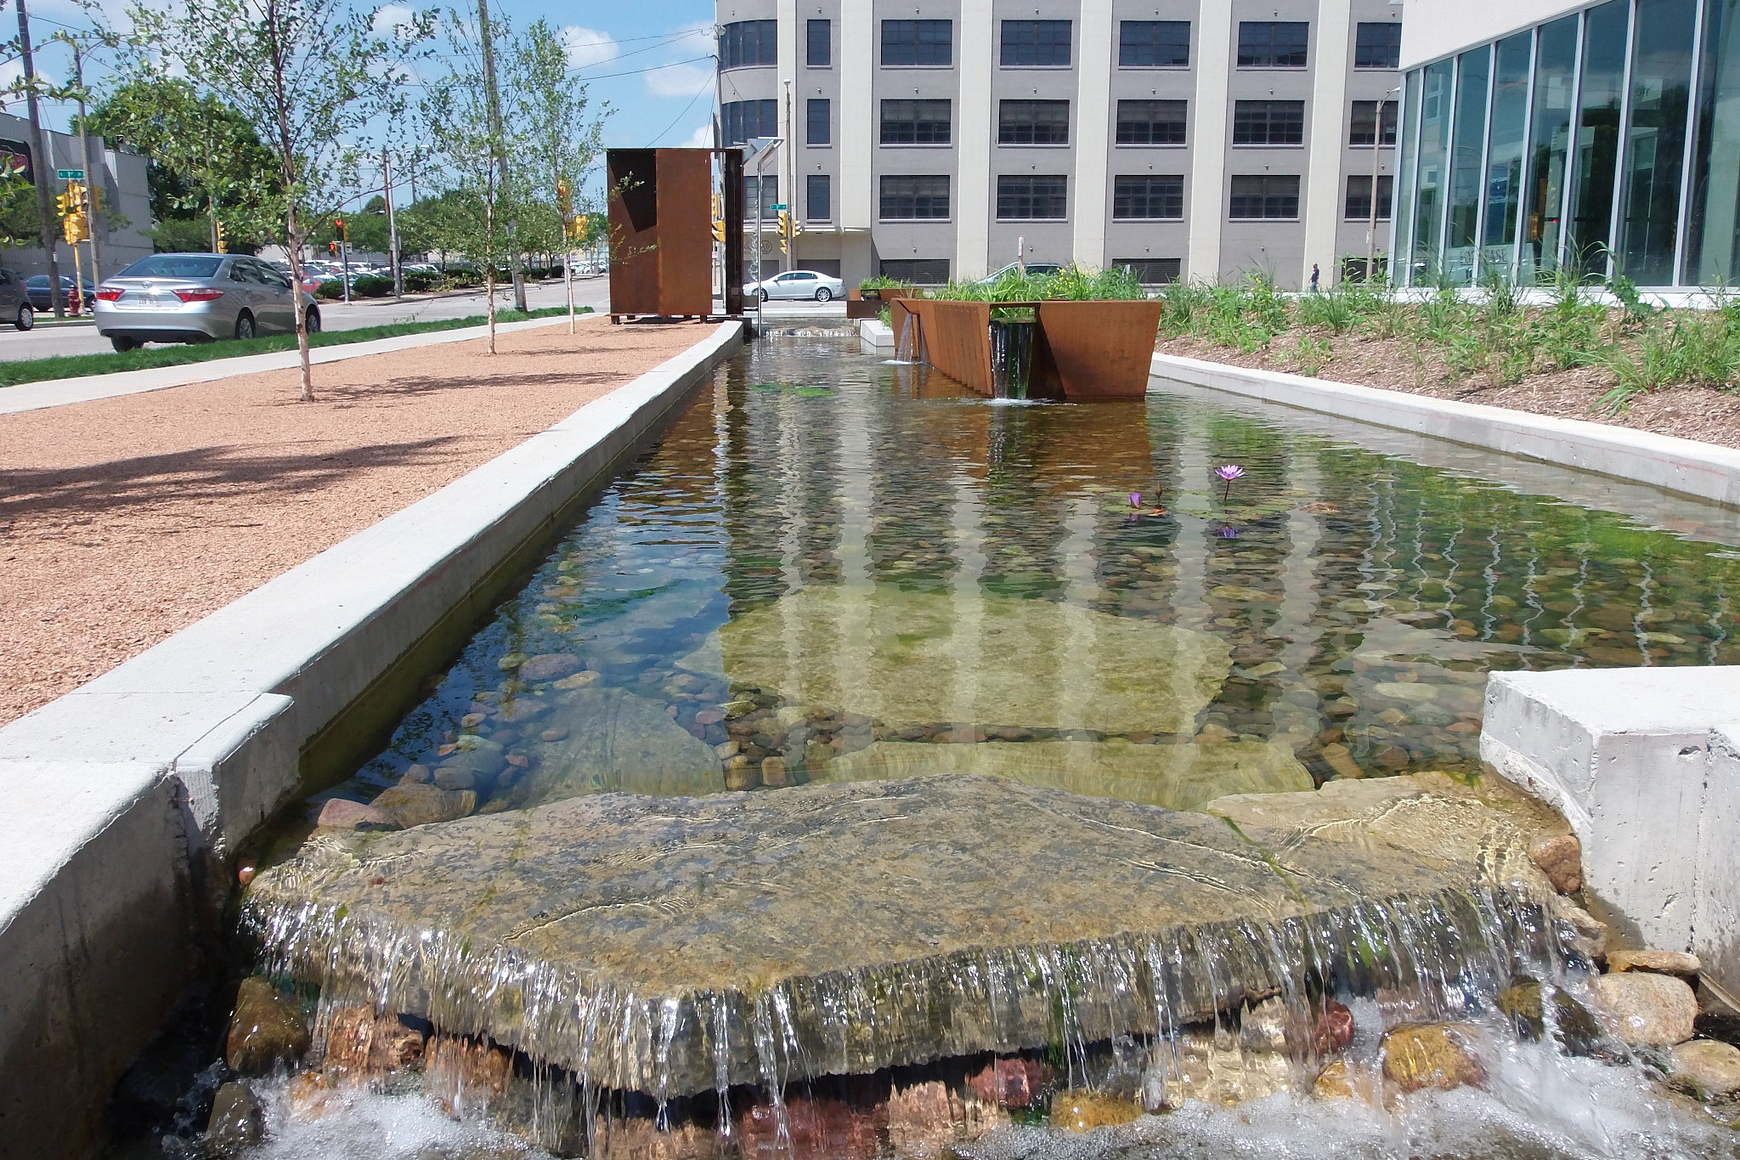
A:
0;310;601;416
0;318;743;1160
1150;352;1740;509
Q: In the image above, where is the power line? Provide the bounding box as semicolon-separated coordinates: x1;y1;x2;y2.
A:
648;72;714;147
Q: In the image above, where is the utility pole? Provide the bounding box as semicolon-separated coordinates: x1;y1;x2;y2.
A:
476;0;527;313
69;40;100;291
383;146;402;299
783;79;793;273
17;0;64;318
1368;88;1398;282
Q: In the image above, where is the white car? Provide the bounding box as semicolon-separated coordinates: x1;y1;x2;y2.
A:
743;269;845;302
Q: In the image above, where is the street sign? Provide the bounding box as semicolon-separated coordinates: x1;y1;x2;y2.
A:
56;168;84;180
770;203;786;211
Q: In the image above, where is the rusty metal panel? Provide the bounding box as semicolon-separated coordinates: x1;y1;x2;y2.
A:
1033;301;1165;400
721;148;744;316
607;149;659;315
654;148;713;317
900;300;995;395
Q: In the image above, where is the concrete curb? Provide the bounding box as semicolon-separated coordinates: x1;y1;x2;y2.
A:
1150;352;1740;509
0;319;743;1160
0;312;594;416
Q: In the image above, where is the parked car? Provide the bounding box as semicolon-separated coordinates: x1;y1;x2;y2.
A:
93;252;322;352
0;267;35;329
743;269;845;302
24;273;97;312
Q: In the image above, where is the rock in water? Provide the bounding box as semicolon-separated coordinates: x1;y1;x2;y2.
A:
1668;1039;1740;1100
204;1081;263;1152
1381;1023;1485;1092
370;784;476;829
718;585;1231;735
225;977;309;1074
520;685;721;802
1051;1091;1142;1131
243;774;1532;1098
1607;949;1701;978
1592;972;1699;1047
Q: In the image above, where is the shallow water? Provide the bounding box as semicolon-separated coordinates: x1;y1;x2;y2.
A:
310;333;1740;817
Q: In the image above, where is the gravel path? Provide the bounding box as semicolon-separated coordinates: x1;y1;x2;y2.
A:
0;319;714;727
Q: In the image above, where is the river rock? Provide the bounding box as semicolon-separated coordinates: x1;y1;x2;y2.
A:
518;654;582;682
204;1081;264;1152
1528;832;1583;894
718;585;1231;735
225;976;309;1074
760;756;788;787
520;685;721;802
243;775;1494;1097
1051;1090;1142;1131
315;798;395;830
1592;972;1699;1047
967;1057;1042;1108
322;1006;427;1076
1668;1039;1740;1100
1496;976;1603;1055
370;783;476;828
1381;1024;1485;1092
1608;949;1701;978
1147;1029;1294;1110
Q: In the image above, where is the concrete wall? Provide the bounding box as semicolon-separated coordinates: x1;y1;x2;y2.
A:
0;111;153;280
0;320;743;1160
1399;0;1583;68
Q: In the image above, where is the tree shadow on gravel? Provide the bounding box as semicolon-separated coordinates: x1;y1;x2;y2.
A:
307;366;637;402
0;437;472;523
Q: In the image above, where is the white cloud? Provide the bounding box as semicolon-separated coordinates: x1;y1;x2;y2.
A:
679;123;712;149
562;26;619;69
371;3;417;35
644;59;714;99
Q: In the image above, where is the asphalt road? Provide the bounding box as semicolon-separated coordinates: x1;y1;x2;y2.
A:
0;276;612;362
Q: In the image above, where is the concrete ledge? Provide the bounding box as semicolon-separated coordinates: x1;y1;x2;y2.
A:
860;318;894;353
1481;667;1740;995
1151;353;1740;509
0;319;742;1159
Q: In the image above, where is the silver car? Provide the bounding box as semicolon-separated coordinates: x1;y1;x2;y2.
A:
94;252;321;353
743;269;845;302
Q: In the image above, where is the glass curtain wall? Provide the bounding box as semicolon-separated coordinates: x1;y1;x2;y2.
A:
1618;0;1698;284
1483;33;1535;279
1411;60;1454;281
1687;0;1740;282
1445;46;1492;282
1567;1;1631;279
1393;69;1423;278
1524;17;1580;280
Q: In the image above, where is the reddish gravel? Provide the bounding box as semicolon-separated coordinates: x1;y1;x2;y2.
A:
0;320;717;726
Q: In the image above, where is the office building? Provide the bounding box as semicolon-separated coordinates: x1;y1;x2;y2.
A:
1393;0;1740;288
716;1;1404;289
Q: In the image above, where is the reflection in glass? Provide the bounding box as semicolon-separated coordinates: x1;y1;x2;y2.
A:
1619;0;1697;285
1412;59;1453;282
1568;1;1630;279
1483;32;1534;278
1445;46;1492;283
1524;16;1578;280
1395;69;1423;282
1687;0;1740;283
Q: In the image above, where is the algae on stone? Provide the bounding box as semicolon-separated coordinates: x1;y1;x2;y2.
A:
718;585;1230;734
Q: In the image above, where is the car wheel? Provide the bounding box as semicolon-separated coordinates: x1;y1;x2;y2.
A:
234;311;256;341
304;307;322;334
110;336;139;353
815;287;832;302
757;288;769;302
14;303;32;331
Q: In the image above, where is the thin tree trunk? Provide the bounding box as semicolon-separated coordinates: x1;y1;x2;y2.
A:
262;0;313;401
286;202;314;402
485;191;498;355
17;0;63;319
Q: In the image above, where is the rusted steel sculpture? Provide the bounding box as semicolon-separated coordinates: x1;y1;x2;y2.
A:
607;148;743;321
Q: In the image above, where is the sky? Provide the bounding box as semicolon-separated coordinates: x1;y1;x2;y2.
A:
6;0;718;203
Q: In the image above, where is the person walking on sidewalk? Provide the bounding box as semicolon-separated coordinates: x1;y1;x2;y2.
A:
1310;263;1321;292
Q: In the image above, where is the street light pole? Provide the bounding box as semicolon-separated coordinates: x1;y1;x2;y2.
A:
70;41;100;292
16;0;63;318
748;136;783;332
383;146;402;300
1368;87;1399;281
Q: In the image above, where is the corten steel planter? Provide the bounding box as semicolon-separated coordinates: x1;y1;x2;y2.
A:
847;286;919;320
893;298;1164;400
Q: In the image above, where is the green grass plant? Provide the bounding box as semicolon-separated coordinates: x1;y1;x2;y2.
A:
0;306;586;389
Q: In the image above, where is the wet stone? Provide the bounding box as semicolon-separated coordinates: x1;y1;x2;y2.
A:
1608;949;1701;978
243;774;1512;1098
225;977;309;1075
370;783;476;828
1593;971;1699;1047
1381;1023;1485;1093
520;685;722;802
204;1081;264;1153
1668;1039;1740;1101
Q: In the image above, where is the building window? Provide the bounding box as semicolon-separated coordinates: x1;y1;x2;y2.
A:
880;175;950;219
996;174;1068;219
1354;23;1402;70
807;18;830;66
1112;175;1184;219
1001;20;1071;66
744;175;779;219
719;20;777;69
1115;99;1187;145
1232;100;1305;145
807;99;831;145
1345;174;1394;221
1229;175;1300;218
1349;100;1399;145
807;173;832;221
1119;20;1189;67
882;19;952;66
722;99;778;146
1113;257;1182;284
880;258;950;284
998;100;1070;145
1237;21;1308;68
880;99;952;145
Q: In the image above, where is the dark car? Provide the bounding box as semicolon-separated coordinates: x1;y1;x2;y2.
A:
0;267;33;329
24;273;97;312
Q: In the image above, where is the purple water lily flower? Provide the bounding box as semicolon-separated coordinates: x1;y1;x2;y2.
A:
1218;525;1240;539
1129;492;1142;508
1215;463;1246;500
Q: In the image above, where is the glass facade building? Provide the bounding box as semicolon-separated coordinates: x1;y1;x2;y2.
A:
1395;0;1740;287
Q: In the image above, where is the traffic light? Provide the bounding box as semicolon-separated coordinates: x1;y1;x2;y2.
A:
712;219;726;243
556;179;573;220
334;217;346;240
58;182;89;243
328;240;339;255
777;209;790;254
215;219;227;254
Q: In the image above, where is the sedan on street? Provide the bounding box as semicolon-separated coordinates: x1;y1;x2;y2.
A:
94;252;321;352
743;269;844;302
24;274;97;312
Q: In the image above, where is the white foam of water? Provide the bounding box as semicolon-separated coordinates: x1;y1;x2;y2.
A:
241;1078;557;1160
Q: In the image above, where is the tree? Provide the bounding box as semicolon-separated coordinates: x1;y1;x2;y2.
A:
129;0;430;401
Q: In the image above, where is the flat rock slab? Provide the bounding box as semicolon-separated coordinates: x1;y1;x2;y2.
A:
245;774;1527;1097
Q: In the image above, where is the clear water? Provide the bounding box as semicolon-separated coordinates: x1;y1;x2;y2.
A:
311;334;1740;818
